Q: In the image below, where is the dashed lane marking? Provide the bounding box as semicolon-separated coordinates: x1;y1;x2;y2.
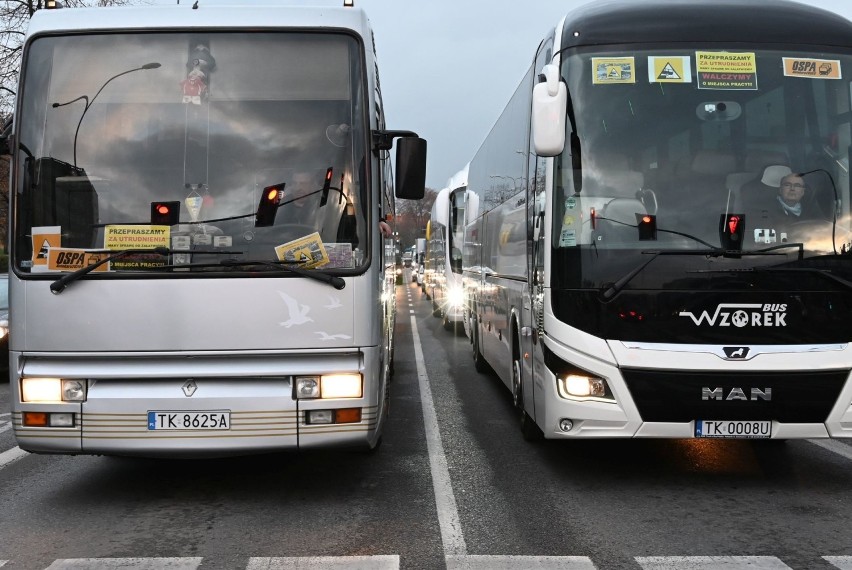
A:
44;558;203;569
0;446;29;470
808;439;852;462
636;556;792;569
247;556;399;569
446;555;596;569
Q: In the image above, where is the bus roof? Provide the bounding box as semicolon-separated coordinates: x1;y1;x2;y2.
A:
560;0;852;49
27;3;371;38
446;164;469;193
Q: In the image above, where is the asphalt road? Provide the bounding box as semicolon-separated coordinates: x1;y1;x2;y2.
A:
2;273;852;570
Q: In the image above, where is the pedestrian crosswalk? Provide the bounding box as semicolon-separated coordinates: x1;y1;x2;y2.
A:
1;556;851;569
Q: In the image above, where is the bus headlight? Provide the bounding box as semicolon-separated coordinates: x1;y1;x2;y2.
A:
294;374;362;399
447;286;464;308
21;378;88;402
559;375;607;398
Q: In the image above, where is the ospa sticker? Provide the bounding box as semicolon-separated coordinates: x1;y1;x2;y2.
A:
593;57;635;84
696;52;757;90
47;248;110;273
783;57;841;79
648;56;692;83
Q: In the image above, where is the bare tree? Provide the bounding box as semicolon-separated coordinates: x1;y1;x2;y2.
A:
395;188;437;248
0;0;132;253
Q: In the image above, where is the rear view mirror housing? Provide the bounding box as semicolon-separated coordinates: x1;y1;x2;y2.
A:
532;64;567;157
395;136;427;200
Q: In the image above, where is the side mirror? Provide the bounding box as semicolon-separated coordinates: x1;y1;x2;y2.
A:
531;64;567;157
395;137;427;200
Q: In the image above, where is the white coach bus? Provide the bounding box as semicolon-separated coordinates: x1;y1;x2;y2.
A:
425;165;468;330
3;1;426;456
465;0;852;441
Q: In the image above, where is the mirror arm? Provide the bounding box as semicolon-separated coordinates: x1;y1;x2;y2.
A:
372;129;420;153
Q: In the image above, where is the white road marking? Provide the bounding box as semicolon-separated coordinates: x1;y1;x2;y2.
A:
0;412;10;418
0;446;28;470
410;314;467;557
807;439;852;461
45;558;203;569
0;422;11;434
0;561;6;568
825;556;852;569
446;555;597;569
636;556;792;569
247;556;399;569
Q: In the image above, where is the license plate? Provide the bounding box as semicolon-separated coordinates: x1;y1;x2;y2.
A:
695;420;771;439
147;411;230;431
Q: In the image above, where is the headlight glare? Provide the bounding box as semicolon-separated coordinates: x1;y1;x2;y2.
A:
21;378;63;402
320;373;362;399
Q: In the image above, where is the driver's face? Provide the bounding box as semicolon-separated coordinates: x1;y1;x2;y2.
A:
289;174;314;200
779;175;805;206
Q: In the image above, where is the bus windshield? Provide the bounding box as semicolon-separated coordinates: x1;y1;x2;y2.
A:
552;45;852;291
15;32;369;275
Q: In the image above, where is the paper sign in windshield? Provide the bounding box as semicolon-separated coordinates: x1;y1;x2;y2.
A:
783;58;841;79
696;52;757;90
648;56;692;83
31;225;61;272
593;57;635;84
105;225;170;269
275;232;330;269
47;249;110;273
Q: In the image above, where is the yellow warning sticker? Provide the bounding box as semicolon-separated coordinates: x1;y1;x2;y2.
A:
648;56;692;83
275;232;330;269
105;225;170;270
783;57;842;79
593;57;635;84
46;249;110;273
696;51;757;90
31;226;61;272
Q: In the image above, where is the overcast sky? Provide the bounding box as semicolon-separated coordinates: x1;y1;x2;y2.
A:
348;0;852;190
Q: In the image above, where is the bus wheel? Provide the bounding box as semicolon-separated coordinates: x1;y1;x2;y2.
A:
472;313;488;373
513;355;543;441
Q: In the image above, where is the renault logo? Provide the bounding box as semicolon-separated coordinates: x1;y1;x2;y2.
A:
182;380;198;397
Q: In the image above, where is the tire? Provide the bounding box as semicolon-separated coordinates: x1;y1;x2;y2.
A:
513;353;543;441
472;312;488;373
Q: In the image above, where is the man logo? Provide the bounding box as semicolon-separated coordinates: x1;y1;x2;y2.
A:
723;347;750;359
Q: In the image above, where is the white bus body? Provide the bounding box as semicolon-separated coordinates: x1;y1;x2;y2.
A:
6;2;425;456
465;0;852;440
425;165;468;330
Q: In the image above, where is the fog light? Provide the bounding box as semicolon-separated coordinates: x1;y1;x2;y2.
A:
49;413;75;427
559;419;574;432
295;376;320;399
306;410;333;424
62;380;87;402
21;378;63;402
320;374;362;399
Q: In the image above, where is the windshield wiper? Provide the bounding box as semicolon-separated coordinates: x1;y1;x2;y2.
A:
600;244;805;301
218;259;345;290
50;247;170;294
49;247;241;294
